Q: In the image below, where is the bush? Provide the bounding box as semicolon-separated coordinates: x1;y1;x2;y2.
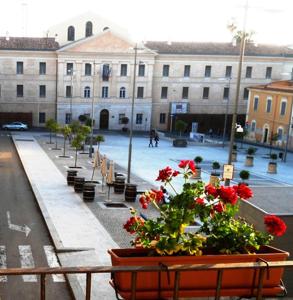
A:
270;153;278;160
194;156;203;166
212;161;221;170
247;147;256;156
233;144;237;151
175;120;188;136
239;170;250;181
78;114;88;123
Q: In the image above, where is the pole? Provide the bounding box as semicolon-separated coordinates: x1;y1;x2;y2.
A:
225;0;248;186
284;98;293;162
89;73;95;158
70;70;73;123
222;77;231;147
127;45;138;184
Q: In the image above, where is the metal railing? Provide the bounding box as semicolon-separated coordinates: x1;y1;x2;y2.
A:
1;260;293;300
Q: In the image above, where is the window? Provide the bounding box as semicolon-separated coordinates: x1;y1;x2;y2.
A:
67;63;73;75
223;87;229;100
225;66;232;78
17;85;23;97
204;65;211;77
118;114;125;124
182;87;189;99
184;65;190;77
203;87;209;99
39;62;46;75
67;26;75;41
85;64;92;76
102;86;109;98
66;86;72;98
246;66;252;78
162;65;169;77
280;100;287;116
17;62;23;74
102;64;110;81
243;88;249;100
39;85;46;98
266;98;272;113
253;97;259;111
137;86;144;98
160;113;166;124
266;67;272;79
65;113;71;124
120;64;127;76
251;121;256;132
277;127;283;140
161;87;168;99
136;113;143;124
85;21;93;37
84;86;90;98
119;87;126;98
138;64;145;77
39;112;46;124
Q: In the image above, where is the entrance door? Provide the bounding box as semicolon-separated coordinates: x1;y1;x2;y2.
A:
100;109;109;129
263;127;269;143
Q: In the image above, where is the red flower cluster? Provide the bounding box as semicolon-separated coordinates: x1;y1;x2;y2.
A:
178;160;196;173
195;197;205;205
218;186;238;205
156;166;179;182
123;216;144;234
233;184;253;200
205;184;218;198
139;189;164;209
264;215;287;237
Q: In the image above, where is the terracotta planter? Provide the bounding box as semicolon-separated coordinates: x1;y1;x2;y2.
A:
268;161;277;174
231;151;237;162
209;174;220;186
245;155;254;167
108;246;288;300
191;167;201;179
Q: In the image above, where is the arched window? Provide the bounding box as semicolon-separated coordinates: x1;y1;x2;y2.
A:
67;26;75;41
120;87;126;98
277;127;284;141
251;120;256;132
85;21;93;37
84;86;91;98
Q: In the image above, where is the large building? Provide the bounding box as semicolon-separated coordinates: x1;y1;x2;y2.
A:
1;13;293;134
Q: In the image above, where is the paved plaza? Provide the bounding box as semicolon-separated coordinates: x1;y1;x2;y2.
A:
5;130;293;299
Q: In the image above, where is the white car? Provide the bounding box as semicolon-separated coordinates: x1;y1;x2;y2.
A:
2;122;28;131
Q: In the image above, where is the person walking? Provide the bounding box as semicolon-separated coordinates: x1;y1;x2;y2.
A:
154;133;159;147
149;130;154;147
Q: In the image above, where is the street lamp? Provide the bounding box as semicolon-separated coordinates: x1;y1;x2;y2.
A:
127;44;139;184
225;0;248;186
67;68;75;123
89;71;96;158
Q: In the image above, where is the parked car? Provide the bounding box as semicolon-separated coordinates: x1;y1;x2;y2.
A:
2;122;28;130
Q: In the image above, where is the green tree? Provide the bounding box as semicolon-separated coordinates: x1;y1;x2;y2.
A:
45;118;56;144
71;133;85;168
52;122;60;150
95;135;105;151
60;125;72;157
175;120;188;137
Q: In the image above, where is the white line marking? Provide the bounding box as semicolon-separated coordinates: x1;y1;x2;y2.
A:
7;211;31;237
0;246;7;282
18;246;37;282
44;246;65;282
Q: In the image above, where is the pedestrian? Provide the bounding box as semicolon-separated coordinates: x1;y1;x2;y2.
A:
154;133;159;147
148;130;154;147
160;186;170;204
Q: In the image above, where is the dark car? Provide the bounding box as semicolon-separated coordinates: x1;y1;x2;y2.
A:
2;122;28;130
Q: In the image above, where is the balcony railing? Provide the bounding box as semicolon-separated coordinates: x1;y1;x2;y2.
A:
1;260;292;300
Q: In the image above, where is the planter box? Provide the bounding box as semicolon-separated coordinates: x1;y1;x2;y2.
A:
245;155;254;167
231;151;237;162
108;246;288;300
268;161;277;174
173;139;187;147
191;168;201;180
209;174;220;186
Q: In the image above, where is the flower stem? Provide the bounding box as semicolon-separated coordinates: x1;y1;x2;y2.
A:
168;182;177;195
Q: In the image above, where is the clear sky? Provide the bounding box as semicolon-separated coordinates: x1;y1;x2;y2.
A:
0;0;292;45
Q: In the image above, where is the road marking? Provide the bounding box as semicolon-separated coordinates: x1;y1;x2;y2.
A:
43;246;65;282
7;211;31;237
18;246;37;282
0;246;7;282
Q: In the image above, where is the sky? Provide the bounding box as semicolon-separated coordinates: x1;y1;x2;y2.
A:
0;0;292;45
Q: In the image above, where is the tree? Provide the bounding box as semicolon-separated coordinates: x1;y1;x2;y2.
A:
45;118;56;144
51;122;60;150
60;125;72;157
78;114;88;123
95;135;105;151
69;120;81;137
175;120;188;137
71;133;85;168
239;170;250;183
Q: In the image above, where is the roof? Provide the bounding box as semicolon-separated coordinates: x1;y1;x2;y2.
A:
248;80;293;93
0;37;59;51
144;41;293;57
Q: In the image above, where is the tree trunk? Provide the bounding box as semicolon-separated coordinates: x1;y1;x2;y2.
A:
74;148;78;168
63;138;66;157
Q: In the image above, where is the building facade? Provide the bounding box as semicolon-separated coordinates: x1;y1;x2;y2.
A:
1;14;293;133
246;80;293;150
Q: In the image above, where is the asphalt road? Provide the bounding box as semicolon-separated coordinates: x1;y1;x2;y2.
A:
0;134;73;300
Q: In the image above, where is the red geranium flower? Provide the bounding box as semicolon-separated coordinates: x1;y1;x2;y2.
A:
264;215;287;236
178;160;196;173
178;160;189;169
233;184;253;200
195;197;205;205
156;166;174;182
214;202;225;213
150;189;164;203
172;170;180;177
188;160;196;173
123;216;144;234
205;184;218;198
218;186;238;205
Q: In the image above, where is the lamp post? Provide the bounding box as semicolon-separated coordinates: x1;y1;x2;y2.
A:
225;0;248;186
89;72;96;158
127;44;138;184
68;68;75;123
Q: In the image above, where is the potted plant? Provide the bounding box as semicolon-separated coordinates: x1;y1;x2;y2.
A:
245;146;257;167
121;117;129;132
268;153;278;174
192;156;203;179
210;161;221;186
108;160;288;299
239;169;250;185
232;144;237;162
95;135;105;151
173;120;188;147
